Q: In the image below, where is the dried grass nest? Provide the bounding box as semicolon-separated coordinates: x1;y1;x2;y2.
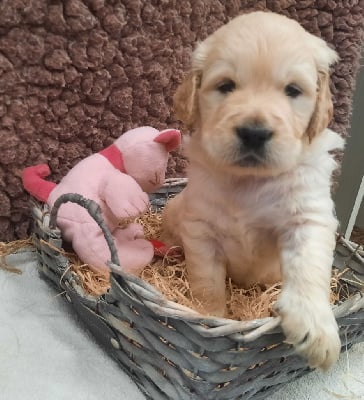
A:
139;209;349;320
1;209;351;321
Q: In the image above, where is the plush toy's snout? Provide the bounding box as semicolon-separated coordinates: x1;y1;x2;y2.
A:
114;127;182;194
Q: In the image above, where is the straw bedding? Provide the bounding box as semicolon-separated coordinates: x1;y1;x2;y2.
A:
1;209;350;321
0;237;33;274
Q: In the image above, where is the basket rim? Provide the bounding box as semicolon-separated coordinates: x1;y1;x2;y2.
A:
31;179;364;340
108;255;364;339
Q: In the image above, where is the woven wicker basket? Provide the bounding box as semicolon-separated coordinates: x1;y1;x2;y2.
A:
31;179;364;400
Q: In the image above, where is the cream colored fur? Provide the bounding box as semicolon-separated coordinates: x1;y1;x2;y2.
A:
163;12;344;370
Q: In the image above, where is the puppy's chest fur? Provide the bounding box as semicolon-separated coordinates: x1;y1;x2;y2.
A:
189;169;291;234
184;172;295;285
183;161;333;286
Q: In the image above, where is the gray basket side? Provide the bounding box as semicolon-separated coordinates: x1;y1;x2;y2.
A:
29;181;364;400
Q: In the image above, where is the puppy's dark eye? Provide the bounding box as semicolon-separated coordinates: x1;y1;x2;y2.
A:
217;80;236;94
285;84;302;98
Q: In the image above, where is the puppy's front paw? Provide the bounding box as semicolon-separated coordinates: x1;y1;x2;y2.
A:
199;299;226;318
276;293;341;370
191;285;226;317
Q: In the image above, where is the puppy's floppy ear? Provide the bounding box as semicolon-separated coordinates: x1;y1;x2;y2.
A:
173;40;208;130
306;71;333;141
306;36;338;141
173;71;201;130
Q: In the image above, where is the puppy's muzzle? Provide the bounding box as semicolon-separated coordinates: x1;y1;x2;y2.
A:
236;123;273;152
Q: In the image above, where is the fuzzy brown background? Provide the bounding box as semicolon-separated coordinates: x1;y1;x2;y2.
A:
0;0;363;241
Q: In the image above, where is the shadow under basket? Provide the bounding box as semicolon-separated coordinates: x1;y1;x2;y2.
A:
31;179;364;400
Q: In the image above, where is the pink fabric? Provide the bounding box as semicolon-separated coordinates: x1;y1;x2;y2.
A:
23;126;181;274
48;153;153;274
114;127;181;193
154;129;182;152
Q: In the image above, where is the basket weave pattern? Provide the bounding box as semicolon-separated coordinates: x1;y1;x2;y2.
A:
31;180;364;400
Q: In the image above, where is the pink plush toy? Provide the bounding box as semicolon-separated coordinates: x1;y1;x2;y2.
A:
22;126;181;275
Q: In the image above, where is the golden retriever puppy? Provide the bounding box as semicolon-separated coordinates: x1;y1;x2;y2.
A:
162;11;344;370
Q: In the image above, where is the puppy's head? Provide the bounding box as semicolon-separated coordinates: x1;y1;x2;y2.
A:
174;12;338;176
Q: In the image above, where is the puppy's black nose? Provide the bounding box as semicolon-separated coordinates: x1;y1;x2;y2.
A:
236;124;273;150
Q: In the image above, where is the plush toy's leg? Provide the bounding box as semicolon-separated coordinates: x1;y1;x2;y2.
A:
113;229;154;275
71;224;153;275
71;224;116;274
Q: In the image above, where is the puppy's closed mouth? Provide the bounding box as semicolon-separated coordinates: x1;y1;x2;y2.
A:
235;153;265;167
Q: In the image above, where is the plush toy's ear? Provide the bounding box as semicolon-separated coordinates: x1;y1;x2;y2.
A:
306;71;334;142
154;129;181;152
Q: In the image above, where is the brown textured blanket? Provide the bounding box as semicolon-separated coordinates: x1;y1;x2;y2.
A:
0;0;363;241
